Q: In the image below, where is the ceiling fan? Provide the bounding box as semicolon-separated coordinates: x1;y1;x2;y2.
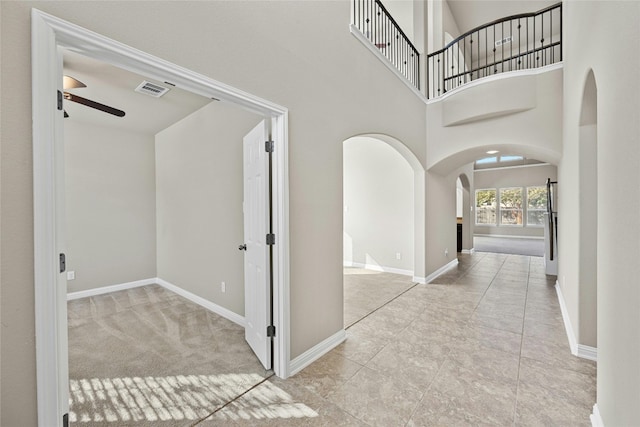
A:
63;75;126;118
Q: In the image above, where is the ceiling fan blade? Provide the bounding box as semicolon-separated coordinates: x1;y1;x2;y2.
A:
64;92;125;117
63;75;87;90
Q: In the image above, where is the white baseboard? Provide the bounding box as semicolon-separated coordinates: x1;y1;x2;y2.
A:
555;281;599;362
474;233;544;240
289;329;346;376
413;276;427;284
424;259;459;284
578;344;598;361
555;281;579;355
156;278;245;327
67;278;156;300
461;248;475;254
590;404;604;427
343;261;413;277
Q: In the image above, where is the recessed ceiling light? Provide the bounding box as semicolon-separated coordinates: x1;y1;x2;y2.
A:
486;150;499;154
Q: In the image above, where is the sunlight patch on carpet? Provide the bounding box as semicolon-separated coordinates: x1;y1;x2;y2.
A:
69;373;318;423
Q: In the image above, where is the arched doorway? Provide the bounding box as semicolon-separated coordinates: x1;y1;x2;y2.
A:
456;173;473;253
342;134;425;327
578;70;598;355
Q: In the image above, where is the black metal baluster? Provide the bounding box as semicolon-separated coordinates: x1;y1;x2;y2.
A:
540;9;546;67
501;21;504;73
484;28;488;77
477;30;480;78
437;55;441;95
533;15;536;66
517;19;521;70
560;4;563;61
463;35;466;82
549;9;555;64
510;20;513;71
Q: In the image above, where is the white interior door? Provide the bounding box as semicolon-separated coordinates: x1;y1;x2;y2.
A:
243;120;272;369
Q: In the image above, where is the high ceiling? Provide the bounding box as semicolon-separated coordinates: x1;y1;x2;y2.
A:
447;0;558;35
63;50;212;135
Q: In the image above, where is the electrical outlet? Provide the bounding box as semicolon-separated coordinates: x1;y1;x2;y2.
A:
444;248;449;257
221;281;226;293
67;271;75;280
396;252;401;260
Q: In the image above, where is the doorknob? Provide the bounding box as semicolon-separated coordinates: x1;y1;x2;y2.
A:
238;244;247;251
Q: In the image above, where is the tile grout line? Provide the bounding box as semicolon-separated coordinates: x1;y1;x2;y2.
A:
512;255;532;426
190;372;277;426
405;252;503;427
344;281;421;331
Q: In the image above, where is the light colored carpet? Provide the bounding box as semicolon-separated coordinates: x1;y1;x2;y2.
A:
473;236;545;257
67;285;270;426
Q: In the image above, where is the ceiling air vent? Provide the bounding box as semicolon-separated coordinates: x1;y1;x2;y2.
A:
135;80;170;98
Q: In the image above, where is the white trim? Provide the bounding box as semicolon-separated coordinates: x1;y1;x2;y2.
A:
343;261;413;277
474;162;552;172
461;248;475;254
474;234;544;240
555;281;579;355
67;278;156;300
289;329;346;376
413;276;427;284
271;112;291;378
591;404;604;427
577;344;598;362
32;9;290;425
425;259;459;284
349;24;428;104
426;62;563;104
155;278;245;327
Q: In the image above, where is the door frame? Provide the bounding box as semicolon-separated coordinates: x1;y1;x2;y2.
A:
32;9;291;426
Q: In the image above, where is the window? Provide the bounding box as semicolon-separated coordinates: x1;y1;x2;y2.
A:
475;189;497;225
499;155;524;162
526;186;547;226
475;157;498;165
499;187;523;225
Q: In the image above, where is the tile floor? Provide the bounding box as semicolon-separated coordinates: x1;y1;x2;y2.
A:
202;253;596;426
343;267;416;327
69;252;596;426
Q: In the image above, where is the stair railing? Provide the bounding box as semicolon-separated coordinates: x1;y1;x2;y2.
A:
426;2;562;99
352;0;421;89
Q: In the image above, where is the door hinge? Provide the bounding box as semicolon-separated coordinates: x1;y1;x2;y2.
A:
59;253;66;273
57;90;63;111
266;233;275;245
267;325;276;337
63;413;69;427
265;140;274;153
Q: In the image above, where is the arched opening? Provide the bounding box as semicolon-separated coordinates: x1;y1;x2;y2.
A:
456;173;473;253
578;70;598;352
342;134;424;327
428;145;558;266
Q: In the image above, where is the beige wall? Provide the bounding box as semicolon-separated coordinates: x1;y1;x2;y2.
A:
425;171;457;274
426;67;564;174
559;1;640;424
473;163;557;238
0;2;428;423
64;121;157;292
156;102;261;317
343;137;414;273
380;0;415;43
443;0;461;39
